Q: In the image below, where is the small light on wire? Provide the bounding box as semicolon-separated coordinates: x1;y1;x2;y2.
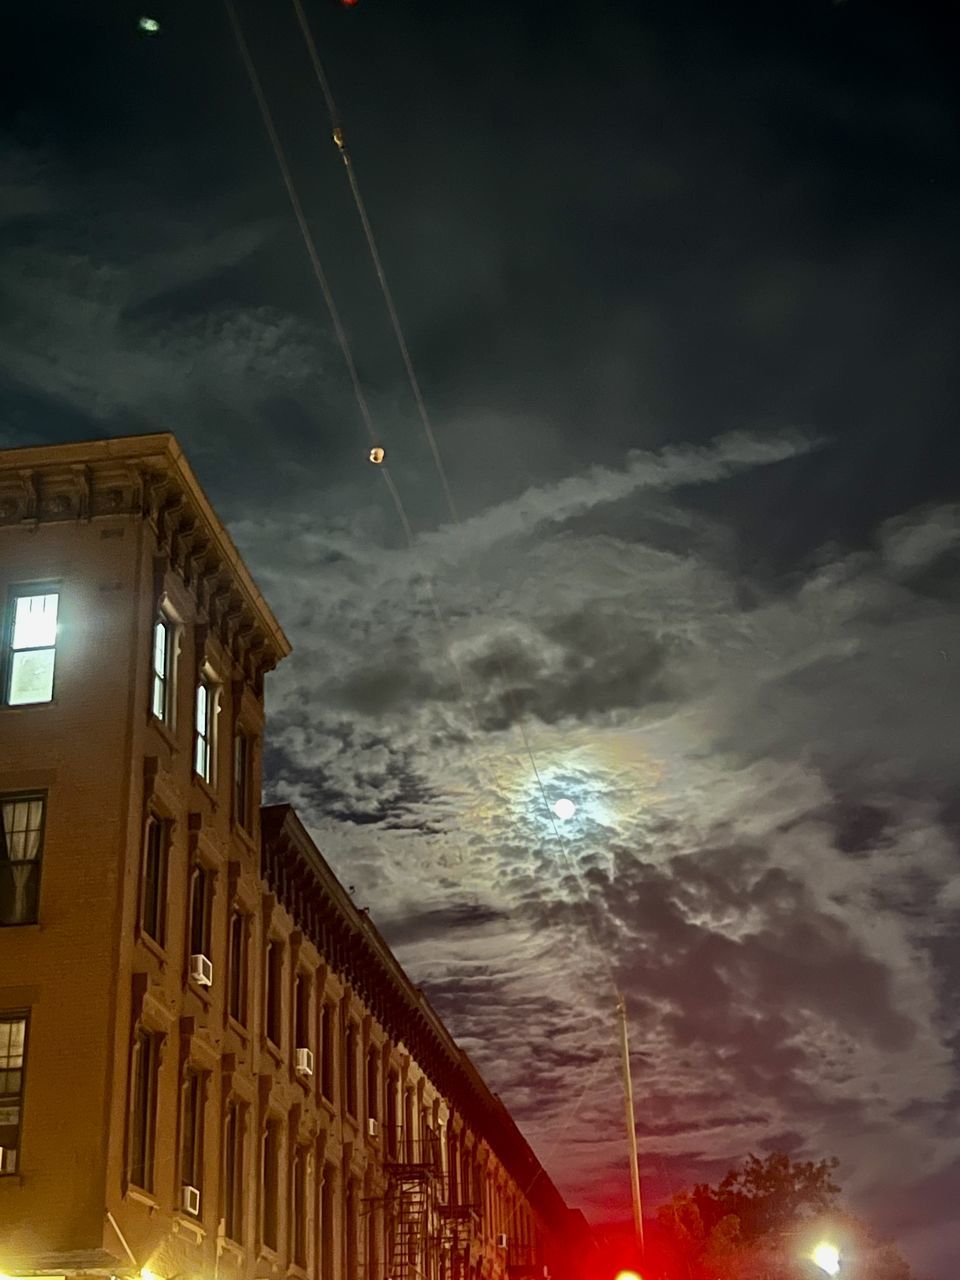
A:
138;16;161;34
368;447;385;465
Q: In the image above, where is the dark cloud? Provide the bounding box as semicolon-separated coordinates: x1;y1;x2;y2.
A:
3;0;960;1273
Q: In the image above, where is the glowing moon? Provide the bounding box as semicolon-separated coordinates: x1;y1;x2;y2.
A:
552;798;577;820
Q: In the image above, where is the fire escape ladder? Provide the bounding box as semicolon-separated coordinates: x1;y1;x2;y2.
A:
389;1172;430;1280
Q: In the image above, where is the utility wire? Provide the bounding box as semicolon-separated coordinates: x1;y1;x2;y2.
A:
285;0;620;987
222;0;416;545
290;0;460;525
228;0;638;1225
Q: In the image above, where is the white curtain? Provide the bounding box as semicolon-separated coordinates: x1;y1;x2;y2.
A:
0;798;42;923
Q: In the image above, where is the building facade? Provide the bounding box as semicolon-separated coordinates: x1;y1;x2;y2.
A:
0;435;581;1280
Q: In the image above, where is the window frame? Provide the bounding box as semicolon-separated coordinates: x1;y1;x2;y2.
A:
187;862;212;964
264;939;283;1048
150;611;179;725
139;813;168;947
4;585;61;708
223;1098;245;1243
261;1117;281;1252
292;1144;309;1268
128;1027;159;1193
179;1066;205;1209
193;673;219;785
320;1002;335;1102
0;791;46;928
294;971;311;1053
344;1021;358;1119
0;1012;28;1176
233;730;252;831
228;908;249;1026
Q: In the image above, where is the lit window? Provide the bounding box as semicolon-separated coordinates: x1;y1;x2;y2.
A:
151;616;173;721
194;678;214;782
6;590;59;706
0;1014;27;1174
140;816;167;946
0;794;45;926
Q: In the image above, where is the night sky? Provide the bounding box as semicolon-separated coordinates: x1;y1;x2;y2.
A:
2;1;958;1275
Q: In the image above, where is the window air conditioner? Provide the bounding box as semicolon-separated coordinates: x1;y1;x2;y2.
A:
181;1183;201;1216
367;1117;379;1138
189;953;213;987
295;1046;315;1077
497;1234;508;1249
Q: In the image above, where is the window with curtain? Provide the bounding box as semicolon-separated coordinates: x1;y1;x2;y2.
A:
0;794;45;926
0;1014;27;1174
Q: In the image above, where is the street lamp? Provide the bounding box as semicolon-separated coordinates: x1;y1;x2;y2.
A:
811;1242;840;1276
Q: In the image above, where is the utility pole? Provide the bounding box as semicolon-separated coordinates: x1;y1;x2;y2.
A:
617;992;645;1259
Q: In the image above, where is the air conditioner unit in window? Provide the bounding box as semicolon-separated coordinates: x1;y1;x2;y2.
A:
189;953;213;987
496;1234;508;1249
181;1183;201;1216
367;1117;379;1138
295;1046;314;1077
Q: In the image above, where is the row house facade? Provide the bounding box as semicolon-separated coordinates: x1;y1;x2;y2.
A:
0;435;583;1280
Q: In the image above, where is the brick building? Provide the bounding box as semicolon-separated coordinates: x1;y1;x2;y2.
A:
0;435;582;1280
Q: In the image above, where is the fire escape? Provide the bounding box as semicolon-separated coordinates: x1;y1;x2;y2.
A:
385;1128;442;1280
437;1186;481;1280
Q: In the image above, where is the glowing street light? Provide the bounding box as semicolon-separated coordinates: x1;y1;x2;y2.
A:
811;1242;840;1276
552;797;576;821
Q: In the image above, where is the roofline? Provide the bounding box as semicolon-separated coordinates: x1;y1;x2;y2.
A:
0;432;291;659
260;803;572;1225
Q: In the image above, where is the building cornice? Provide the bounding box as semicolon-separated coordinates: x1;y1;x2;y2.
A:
0;433;291;676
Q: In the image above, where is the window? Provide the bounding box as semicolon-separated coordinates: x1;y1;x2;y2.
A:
151;615;174;722
224;1100;244;1242
292;1145;309;1267
261;1119;280;1251
345;1178;358;1280
295;973;310;1051
0;1015;27;1174
386;1071;398;1159
0;794;45;926
228;910;248;1024
188;864;211;961
129;1028;159;1191
321;1167;336;1280
366;1048;379;1123
344;1022;358;1118
194;678;214;783
180;1068;205;1210
5;589;59;706
320;1003;334;1100
234;732;251;830
265;940;282;1046
140;816;167;945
